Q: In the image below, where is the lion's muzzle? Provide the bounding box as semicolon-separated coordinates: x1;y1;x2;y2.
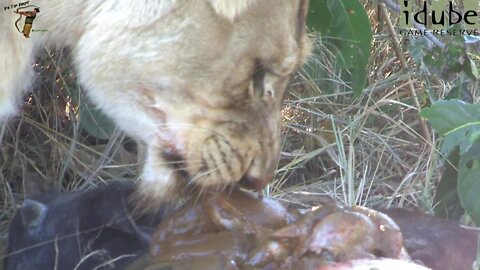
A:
185;120;281;192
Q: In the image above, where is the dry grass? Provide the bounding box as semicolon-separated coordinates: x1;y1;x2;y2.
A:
0;50;140;237
270;5;443;211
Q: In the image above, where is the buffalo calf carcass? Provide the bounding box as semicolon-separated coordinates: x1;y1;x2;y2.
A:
4;181;166;270
382;208;479;270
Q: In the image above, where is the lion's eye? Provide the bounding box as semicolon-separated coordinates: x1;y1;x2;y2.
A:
250;62;266;98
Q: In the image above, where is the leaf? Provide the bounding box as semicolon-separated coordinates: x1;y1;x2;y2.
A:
67;85;116;140
408;38;430;65
422;100;480;224
444;80;474;103
458;144;480;225
307;0;331;34
466;58;479;81
79;104;116;140
434;148;464;220
410;28;477;81
421;100;480;160
307;0;372;97
420;100;480;136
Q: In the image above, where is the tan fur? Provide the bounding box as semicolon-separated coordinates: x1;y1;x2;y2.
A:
206;0;257;20
0;0;311;200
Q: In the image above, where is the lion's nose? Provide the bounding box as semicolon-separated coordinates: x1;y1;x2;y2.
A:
238;150;277;191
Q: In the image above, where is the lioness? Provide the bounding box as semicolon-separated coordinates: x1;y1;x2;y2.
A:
0;0;311;199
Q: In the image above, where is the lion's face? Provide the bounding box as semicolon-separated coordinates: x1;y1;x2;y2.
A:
181;71;290;191
169;0;311;193
75;0;310;198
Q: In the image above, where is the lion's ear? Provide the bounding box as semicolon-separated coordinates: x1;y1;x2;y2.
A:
206;0;256;20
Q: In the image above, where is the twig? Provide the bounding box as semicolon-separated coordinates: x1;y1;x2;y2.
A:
379;3;432;143
380;0;445;48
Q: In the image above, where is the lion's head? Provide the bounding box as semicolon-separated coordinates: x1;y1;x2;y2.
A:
73;0;311;199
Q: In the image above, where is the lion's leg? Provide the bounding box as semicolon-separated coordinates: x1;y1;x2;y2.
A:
138;143;180;200
0;23;36;123
22;24;33;38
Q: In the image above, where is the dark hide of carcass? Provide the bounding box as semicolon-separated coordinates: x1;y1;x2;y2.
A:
382;208;480;270
4;181;166;270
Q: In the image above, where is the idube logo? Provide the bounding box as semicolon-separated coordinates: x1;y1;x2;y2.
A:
399;0;480;36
